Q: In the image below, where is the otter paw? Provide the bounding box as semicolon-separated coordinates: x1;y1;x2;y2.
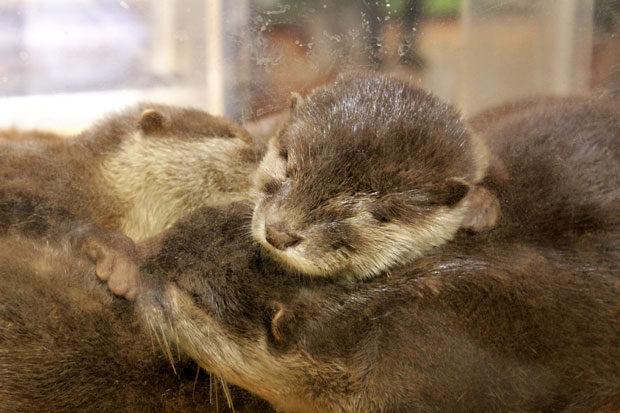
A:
76;227;141;300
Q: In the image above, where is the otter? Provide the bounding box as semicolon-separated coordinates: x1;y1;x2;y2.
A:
0;103;265;241
2;92;619;411
134;199;620;412
2;76;500;288
0;103;265;297
117;94;619;411
0;233;273;412
468;95;620;246
251;73;497;280
251;76;620;280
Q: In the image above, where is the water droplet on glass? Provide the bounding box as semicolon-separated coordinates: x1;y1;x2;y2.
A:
384;16;390;21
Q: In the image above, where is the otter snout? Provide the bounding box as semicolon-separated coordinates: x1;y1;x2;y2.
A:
265;223;302;250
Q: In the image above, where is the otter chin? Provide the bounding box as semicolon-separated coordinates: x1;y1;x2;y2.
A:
250;73;495;280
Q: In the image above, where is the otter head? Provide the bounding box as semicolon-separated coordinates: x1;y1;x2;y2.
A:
252;74;498;279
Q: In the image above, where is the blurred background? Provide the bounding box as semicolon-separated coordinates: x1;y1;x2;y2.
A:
0;0;618;133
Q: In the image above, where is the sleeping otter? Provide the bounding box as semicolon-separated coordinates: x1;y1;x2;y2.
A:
2;75;499;287
0;233;273;412
121;93;619;411
251;73;496;280
134;198;619;412
0;104;265;298
1;88;619;411
0;103;265;241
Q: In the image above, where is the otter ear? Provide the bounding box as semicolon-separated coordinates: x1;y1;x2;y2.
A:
267;301;295;348
442;177;471;207
138;109;166;135
289;92;304;111
461;185;500;232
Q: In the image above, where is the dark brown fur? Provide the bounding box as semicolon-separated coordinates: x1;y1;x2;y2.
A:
133;197;619;412
252;74;493;279
128;94;620;411
468;96;620;246
2;83;619;411
0;234;273;412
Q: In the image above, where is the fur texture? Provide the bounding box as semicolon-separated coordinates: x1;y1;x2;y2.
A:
137;198;620;412
252;73;493;280
131;94;620;411
0;103;264;241
0;234;273;412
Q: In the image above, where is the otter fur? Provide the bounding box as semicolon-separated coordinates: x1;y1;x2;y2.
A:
251;73;495;280
0;232;273;412
468;95;620;246
0;104;265;298
0;103;264;241
2;77;497;285
114;92;619;411
129;196;619;412
1;79;619;411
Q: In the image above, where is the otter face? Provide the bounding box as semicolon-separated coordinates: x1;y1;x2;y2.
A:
98;104;264;240
251;74;491;279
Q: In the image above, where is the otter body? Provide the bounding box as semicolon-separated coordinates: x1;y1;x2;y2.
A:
470;96;620;245
0;234;272;412
1;79;619;411
0;103;264;241
129;93;619;411
135;200;620;412
251;74;619;282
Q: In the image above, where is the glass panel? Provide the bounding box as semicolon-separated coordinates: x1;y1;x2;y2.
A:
0;0;618;131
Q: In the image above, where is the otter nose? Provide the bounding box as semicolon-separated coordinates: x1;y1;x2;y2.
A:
265;224;301;250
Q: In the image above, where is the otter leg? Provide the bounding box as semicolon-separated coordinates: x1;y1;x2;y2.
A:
0;190;140;299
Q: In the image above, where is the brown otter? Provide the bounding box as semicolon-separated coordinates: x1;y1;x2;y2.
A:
468;95;620;246
2;76;499;290
251;73;496;280
0;104;265;298
132;198;619;412
0;103;264;241
0;232;273;412
121;94;619;411
2;92;619;410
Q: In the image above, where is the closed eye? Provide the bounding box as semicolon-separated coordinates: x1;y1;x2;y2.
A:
371;209;391;223
279;148;288;160
262;179;283;195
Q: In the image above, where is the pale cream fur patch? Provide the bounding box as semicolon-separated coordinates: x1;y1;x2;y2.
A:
99;132;257;240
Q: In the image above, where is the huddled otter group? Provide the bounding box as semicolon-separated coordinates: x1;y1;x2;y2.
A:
1;73;619;411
